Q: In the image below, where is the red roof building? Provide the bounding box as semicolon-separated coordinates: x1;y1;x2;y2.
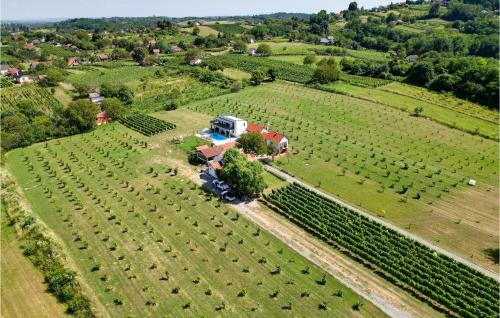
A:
7;67;20;76
262;131;288;154
96;110;112;125
196;142;235;162
246;123;267;134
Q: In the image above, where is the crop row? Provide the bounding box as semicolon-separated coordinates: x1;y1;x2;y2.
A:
119;113;176;136
265;183;499;318
212;55;391;87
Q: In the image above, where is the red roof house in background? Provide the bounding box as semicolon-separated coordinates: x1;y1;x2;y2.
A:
96;110;112;125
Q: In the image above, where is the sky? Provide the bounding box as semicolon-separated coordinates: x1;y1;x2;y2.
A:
1;0;398;21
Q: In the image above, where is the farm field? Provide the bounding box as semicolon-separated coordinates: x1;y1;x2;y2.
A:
268;55;347;65
66;65;161;90
1;221;68;318
380;82;499;123
64;65;228;111
185;81;499;272
320;82;498;140
1;84;64;114
5;121;386;318
248;42;389;62
198;25;219;36
265;183;499;317
221;67;251;81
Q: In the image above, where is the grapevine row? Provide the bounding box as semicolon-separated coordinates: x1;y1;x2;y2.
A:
119;113;176;136
265;183;499;318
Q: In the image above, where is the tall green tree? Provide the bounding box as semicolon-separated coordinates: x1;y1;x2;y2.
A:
313;58;341;83
66;99;99;132
237;132;267;155
219;149;266;197
256;43;272;56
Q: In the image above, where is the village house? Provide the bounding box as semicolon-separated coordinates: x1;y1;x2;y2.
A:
7;67;20;77
195;142;236;163
0;64;9;76
246;123;267;134
170;45;183;53
247;38;255;44
406;54;419;62
14;74;33;84
189;56;203;66
207;161;222;178
263;35;274;41
67;57;80;67
195;20;206;26
247;48;259;56
147;39;156;47
89;92;104;105
152;48;160;56
211;115;248;138
319;36;335;45
262;131;288;154
98;53;109;62
96;110;112;125
24;43;35;50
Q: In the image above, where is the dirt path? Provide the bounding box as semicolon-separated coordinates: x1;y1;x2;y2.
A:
159;154;443;318
263;165;499;281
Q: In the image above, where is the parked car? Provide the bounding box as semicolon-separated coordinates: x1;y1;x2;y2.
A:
218;183;229;191
224;193;236;202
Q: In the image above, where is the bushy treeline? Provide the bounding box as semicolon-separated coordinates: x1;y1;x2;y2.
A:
1;85;105;150
2;174;95;317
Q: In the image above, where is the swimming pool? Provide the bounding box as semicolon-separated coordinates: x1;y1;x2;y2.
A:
209;133;228;142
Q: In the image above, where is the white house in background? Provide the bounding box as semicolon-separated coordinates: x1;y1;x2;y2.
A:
0;64;9;76
14;74;33;84
189;56;203;66
89;92;104;105
247;38;255;43
211;115;248;138
319;36;335;45
406;55;419;62
248;48;259;56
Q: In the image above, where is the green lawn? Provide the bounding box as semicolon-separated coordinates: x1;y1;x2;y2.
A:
6;122;385;318
185;81;499;271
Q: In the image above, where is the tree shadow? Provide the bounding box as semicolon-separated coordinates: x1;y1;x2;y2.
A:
483;248;499;264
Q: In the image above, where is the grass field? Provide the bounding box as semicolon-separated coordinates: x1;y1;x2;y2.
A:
221;67;251;81
5;116;385;317
1;221;68;318
186;81;499;271
380;82;499;123
66;65;161;90
248;42;389;62
198;25;219;36
320;82;498;140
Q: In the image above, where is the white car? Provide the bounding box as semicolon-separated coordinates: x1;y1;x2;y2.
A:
224;193;236;202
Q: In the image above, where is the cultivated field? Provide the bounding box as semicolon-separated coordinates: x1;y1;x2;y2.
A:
247;42;390;62
186;81;499;271
320;82;498;139
6;122;385;318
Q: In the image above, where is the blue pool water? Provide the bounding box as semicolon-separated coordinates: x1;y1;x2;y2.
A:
209;133;229;141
